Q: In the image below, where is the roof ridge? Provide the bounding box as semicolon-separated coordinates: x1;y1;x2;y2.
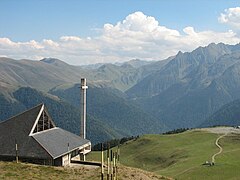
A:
31;127;59;136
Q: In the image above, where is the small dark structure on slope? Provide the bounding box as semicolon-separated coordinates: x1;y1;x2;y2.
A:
0;104;91;166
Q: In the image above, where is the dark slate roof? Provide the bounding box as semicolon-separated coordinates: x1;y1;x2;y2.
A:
32;127;90;159
0;104;50;159
0;103;91;160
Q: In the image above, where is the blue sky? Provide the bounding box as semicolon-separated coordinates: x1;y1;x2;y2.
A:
0;0;238;41
0;0;240;64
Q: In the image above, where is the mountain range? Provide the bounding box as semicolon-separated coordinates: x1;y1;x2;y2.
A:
1;42;240;144
127;43;240;128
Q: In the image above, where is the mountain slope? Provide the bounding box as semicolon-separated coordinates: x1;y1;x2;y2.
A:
116;59;154;68
126;43;240;128
201;99;240;127
127;43;234;98
0;56;172;93
0;87;122;144
49;84;167;136
0;57;91;92
2;42;240;140
0;57;162;93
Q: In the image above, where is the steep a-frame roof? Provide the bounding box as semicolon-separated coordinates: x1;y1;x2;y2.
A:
0;104;51;159
0;104;91;160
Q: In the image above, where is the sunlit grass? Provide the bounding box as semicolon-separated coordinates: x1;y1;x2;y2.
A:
88;129;240;180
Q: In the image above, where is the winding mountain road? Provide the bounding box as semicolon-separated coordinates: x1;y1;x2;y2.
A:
211;133;228;163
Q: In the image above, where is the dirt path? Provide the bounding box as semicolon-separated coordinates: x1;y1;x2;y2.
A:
174;132;227;177
211;133;228;163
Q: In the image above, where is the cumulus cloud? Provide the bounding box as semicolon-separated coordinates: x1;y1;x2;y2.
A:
1;11;240;65
42;39;59;48
218;7;240;28
60;36;82;41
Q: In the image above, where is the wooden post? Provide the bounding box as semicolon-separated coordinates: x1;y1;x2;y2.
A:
110;150;113;180
51;158;53;166
118;146;120;164
113;152;116;180
107;143;110;180
101;143;104;180
15;143;18;163
115;152;118;180
67;143;70;166
116;146;119;180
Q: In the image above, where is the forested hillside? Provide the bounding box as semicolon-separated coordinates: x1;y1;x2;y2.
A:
0;87;122;144
49;84;166;136
201;99;240;127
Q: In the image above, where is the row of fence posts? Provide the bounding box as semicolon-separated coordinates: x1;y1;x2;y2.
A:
101;143;120;180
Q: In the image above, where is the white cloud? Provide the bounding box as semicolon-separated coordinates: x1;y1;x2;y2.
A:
42;39;59;48
1;11;240;65
183;27;197;36
218;7;240;28
60;36;82;41
0;38;17;47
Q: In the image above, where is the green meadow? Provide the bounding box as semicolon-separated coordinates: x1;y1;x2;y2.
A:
88;129;240;180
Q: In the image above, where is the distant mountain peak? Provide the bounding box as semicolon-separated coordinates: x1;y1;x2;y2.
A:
121;63;134;68
99;63;116;69
129;59;142;62
207;42;217;47
178;50;183;54
40;58;68;66
122;59;154;68
176;51;183;56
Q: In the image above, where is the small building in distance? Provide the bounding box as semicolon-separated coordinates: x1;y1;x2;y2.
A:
0;104;91;166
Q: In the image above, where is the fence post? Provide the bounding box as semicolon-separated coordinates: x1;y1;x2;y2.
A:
101;143;104;180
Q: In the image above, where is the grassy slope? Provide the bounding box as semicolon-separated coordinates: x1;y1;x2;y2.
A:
0;161;168;180
88;130;240;180
0;162;95;180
